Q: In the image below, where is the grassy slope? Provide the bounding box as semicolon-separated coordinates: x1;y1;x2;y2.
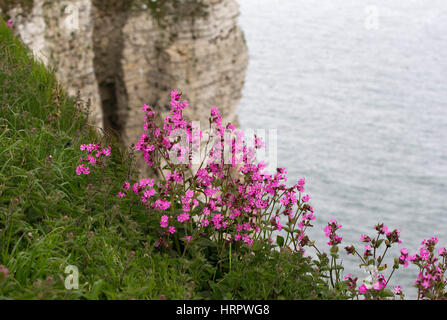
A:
0;19;337;300
0;19;199;299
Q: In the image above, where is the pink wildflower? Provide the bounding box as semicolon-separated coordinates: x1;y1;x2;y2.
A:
211;213;224;229
360;235;371;242
76;164;90;175
160;215;169;228
177;212;190;223
201;218;209;227
393;286;402;295
301;194;311;202
152;199;171;211
168;226;176;234
358;284;368;294
324;219;342;245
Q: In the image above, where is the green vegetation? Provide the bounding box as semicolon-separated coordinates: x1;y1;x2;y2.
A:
0;19;338;300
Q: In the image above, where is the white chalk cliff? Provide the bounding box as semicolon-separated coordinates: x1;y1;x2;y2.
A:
3;0;248;149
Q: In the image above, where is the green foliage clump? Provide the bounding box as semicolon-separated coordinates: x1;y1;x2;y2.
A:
0;18;190;299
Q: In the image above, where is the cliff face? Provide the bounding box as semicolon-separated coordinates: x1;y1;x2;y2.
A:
4;0;103;128
3;0;248;147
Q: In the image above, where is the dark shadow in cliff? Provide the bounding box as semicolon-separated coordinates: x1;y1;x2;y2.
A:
92;0;131;138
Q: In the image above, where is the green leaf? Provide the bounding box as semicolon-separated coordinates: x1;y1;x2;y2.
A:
196;237;217;248
378;264;387;272
375;239;384;248
381;288;395;298
276;235;284;247
330;245;339;254
329;252;339;259
90;279;104;299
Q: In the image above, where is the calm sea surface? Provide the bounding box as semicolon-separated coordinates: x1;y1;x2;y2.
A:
237;0;447;299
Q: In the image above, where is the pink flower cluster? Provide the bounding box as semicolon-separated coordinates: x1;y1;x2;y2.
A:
409;237;447;299
357;273;387;294
324;219;342;246
135;90;200;167
76;143;111;175
373;274;387;291
339;223;411;299
393;286;402;295
344;273;358;290
72;90;447;299
118;90;315;251
399;248;410;268
378;223;402;245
